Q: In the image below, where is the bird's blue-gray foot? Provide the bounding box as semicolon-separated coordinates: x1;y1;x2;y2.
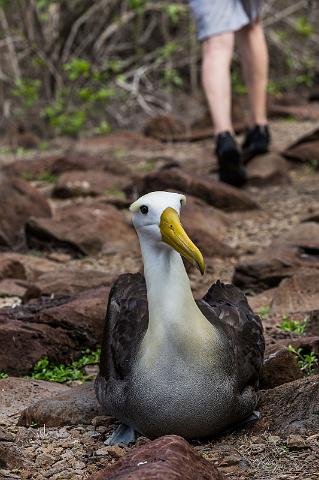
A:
104;423;138;445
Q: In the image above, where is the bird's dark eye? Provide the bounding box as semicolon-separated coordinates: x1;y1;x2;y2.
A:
140;205;148;215
180;199;183;206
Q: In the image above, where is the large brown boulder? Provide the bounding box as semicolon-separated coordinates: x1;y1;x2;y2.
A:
0;256;27;280
25;203;138;256
52;170;131;199
0;173;51;250
246;153;291;186
283;141;319;168
233;223;319;292
270;273;319;315
18;382;102;427
6;152;133;179
252;375;319;435
0;377;68;424
24;268;115;300
283;128;319;168
261;348;303;389
0;278;28;297
283;127;319;149
144;114;186;140
0;286;108;375
268;103;319;121
76;131;161;153
0;252;59;282
88;435;225;480
127;168;259;212
182;196;235;257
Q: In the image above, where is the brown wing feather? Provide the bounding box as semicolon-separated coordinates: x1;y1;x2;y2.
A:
98;275;264;396
198;280;265;390
98;272;148;382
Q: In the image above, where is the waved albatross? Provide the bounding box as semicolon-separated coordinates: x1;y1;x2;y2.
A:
95;191;264;444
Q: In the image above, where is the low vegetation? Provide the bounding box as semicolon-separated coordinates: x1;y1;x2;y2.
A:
29;348;101;383
288;345;318;376
21;170;58;183
278;315;308;335
258;306;270;319
0;1;317;136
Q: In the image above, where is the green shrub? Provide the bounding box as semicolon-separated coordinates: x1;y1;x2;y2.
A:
278;315;308;335
288;345;318;375
29;348;101;383
11;78;41;108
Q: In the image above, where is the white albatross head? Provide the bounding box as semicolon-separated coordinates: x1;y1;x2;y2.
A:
130;191;205;274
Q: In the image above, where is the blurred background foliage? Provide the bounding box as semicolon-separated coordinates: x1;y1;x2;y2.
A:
0;0;318;137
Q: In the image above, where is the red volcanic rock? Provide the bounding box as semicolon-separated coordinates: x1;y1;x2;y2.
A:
0;172;51;250
246;153;291;186
284;127;319;148
283;127;319;168
233;222;319;292
0;278;28;297
283;141;319;168
268;103;319;121
0;257;27;280
25;203;137;256
18;382;102;427
261;348;303;389
270;273;319;315
88;435;225;480
128;168;259;212
6;152;132;179
24;268;114;300
52;170;130;199
252;375;319;435
76;131;161;151
269;336;319;358
182;196;235;257
0;286;108;375
0;252;59;283
144;114;187;140
0;377;68;420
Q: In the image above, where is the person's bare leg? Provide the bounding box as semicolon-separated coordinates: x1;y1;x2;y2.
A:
236;20;268;126
202;32;246;186
202;32;234;134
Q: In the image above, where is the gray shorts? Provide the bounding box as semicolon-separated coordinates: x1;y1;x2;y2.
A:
189;0;263;41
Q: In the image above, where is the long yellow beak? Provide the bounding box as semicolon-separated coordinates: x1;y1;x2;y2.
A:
159;207;205;275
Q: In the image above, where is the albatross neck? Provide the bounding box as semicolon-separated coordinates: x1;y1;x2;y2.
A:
139;238;207;341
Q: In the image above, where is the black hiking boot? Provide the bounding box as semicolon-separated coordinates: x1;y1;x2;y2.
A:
216;131;247;187
242;124;270;163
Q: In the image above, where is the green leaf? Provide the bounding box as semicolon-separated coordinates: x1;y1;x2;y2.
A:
63;58;91;81
295;16;314;37
11;78;41;108
258;306;270;319
95;120;112;135
288;345;318;376
164;4;186;24
29;349;101;383
128;0;147;11
278;315;308;335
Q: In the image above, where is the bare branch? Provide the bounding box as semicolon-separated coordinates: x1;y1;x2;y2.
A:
263;0;309;27
0;8;20;81
61;0;111;63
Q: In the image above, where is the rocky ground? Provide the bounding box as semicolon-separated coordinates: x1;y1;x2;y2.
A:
0;111;319;479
